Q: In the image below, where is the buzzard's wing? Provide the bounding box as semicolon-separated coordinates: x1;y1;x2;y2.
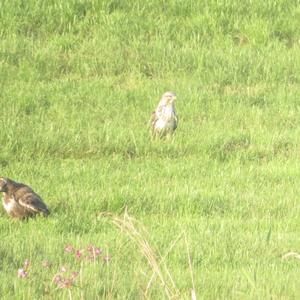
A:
149;111;158;131
149;104;164;128
18;193;50;216
173;113;178;130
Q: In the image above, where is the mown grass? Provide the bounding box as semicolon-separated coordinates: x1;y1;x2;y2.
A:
1;0;300;299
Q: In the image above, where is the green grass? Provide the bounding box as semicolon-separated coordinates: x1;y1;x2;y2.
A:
1;0;300;299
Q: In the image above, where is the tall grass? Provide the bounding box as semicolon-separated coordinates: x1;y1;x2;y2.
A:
1;0;300;299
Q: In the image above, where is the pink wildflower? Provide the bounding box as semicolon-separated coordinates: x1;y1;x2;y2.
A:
60;266;67;272
42;260;52;268
17;268;28;278
103;254;111;263
53;271;78;289
64;245;74;253
53;274;62;284
94;247;102;255
59;278;73;289
87;245;102;260
75;250;83;260
71;271;79;279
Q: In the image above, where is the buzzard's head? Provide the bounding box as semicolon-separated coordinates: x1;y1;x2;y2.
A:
0;177;8;192
161;91;176;105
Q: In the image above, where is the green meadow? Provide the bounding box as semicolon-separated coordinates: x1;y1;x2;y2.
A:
1;0;300;299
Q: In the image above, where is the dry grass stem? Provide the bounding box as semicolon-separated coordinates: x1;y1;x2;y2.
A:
282;252;300;260
184;232;197;300
100;209;180;299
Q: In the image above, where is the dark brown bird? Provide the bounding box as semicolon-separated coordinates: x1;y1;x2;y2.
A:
0;177;50;219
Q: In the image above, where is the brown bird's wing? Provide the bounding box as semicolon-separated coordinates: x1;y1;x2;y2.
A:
173;113;178;130
149;111;158;131
149;103;164;128
18;193;50;216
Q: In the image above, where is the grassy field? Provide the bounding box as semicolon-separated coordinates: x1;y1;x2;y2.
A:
1;0;300;299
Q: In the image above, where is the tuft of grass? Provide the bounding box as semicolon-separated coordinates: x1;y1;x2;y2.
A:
100;209;180;299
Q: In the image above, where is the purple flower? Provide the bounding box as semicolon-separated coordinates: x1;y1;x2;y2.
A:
53;272;78;289
59;278;73;289
64;245;74;253
75;250;83;260
103;254;111;263
87;245;102;253
94;247;102;255
71;271;79;279
87;245;102;259
53;274;62;284
60;266;68;273
17;268;28;278
42;260;51;268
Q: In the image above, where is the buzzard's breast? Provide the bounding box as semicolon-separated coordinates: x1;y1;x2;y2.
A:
3;196;29;218
152;103;177;136
155;115;177;131
3;199;16;213
155;118;168;130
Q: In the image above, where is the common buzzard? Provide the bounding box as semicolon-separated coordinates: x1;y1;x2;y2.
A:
0;177;50;219
149;91;178;138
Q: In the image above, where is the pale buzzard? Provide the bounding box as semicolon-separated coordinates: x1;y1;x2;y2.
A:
149;91;178;138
